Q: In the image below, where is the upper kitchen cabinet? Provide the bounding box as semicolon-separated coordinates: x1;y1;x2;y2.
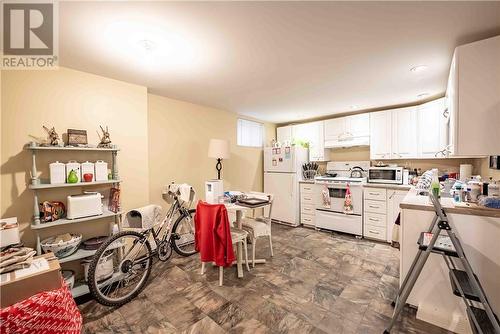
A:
417;98;447;158
391;107;417;159
276;122;327;161
370;110;392;159
276;125;294;143
308;121;327;161
446;36;500;156
324;114;369;148
291;121;327;161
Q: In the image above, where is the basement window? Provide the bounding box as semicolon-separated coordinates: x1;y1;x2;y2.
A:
237;119;264;147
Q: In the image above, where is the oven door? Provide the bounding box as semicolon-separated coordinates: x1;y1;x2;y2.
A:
368;168;403;184
316;183;362;215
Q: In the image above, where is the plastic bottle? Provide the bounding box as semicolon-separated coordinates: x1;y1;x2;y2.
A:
430;168;441;199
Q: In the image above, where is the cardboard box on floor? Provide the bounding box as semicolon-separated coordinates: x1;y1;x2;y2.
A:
0;253;62;308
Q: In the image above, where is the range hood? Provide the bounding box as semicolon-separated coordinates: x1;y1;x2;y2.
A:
324;136;370;149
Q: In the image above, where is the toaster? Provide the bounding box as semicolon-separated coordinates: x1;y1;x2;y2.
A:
67;193;103;219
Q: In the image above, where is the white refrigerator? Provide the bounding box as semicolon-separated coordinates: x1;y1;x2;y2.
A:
264;146;309;227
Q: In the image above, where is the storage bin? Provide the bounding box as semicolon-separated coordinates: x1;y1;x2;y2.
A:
95;160;108;181
80;161;95;182
65;161;81;183
49;161;66;184
0;217;20;248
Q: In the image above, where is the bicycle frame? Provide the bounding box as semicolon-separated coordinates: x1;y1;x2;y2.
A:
135;194;194;259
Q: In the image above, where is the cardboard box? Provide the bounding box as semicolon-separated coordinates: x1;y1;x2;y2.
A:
0;253;62;308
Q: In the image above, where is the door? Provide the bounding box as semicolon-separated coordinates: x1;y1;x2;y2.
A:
417;98;447;158
264;147;296;173
387;190;407;242
346;114;370;138
392;107;417;159
277;126;293;143
370;110;392;159
264;172;296;224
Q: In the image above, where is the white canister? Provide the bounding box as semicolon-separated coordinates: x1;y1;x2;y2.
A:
0;217;20;248
459;164;473;182
49;161;66;184
95;160;108;181
81;161;95;181
488;182;500;197
65;161;81;183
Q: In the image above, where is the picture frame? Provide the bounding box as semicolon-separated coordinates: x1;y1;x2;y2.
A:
489;156;500;170
67;129;88;146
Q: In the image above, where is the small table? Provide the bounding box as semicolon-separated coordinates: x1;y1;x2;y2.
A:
225;201;271;277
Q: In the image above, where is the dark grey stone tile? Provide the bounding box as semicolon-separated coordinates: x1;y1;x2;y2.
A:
79;225;448;334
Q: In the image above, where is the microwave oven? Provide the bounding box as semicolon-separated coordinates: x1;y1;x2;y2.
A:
368;167;403;184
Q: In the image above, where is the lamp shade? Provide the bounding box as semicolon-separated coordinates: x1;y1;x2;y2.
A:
208;139;230;159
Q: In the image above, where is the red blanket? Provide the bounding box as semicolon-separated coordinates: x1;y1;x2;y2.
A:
195;201;235;267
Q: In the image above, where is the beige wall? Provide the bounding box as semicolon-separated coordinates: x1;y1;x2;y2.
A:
147;93;275;208
1;68;150;248
1;67;275;251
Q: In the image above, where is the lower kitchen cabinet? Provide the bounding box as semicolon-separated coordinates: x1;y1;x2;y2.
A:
363;187;408;242
300;182;316;228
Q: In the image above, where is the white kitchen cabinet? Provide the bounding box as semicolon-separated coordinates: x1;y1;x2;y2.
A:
417;98;448;158
369;111;392;159
364;187;408;243
446;35;500;156
291;121;327;161
392;107;417;159
324;118;345;142
276;126;294;144
346;113;370;138
324;114;369;148
387;190;407;243
308;121;327;161
300;182;316;228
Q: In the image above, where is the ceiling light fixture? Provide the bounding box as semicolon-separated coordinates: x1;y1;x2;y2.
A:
410;65;428;73
417;93;430;99
137;39;155;52
350;105;358;109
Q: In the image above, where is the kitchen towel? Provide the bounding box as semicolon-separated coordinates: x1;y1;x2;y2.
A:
166;183;195;203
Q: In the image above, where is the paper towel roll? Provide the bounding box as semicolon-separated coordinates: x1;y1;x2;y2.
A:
460;164;472;181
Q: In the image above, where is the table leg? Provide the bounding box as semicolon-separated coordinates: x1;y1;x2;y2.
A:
235;210;244;277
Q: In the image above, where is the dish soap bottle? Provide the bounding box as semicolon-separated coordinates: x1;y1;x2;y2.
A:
430;168;440;199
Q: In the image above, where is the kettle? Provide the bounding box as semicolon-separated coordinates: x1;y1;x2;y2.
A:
350;166;365;178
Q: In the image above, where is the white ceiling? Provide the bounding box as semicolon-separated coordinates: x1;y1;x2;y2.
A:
59;1;500;124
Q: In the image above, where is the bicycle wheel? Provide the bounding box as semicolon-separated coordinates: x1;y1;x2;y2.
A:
171;209;197;256
88;231;152;306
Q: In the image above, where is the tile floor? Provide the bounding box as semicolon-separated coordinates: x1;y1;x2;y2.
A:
79;224;452;333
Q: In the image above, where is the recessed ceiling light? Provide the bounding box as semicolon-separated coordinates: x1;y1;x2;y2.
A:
137;39;155;52
417;93;430;99
410;65;428;73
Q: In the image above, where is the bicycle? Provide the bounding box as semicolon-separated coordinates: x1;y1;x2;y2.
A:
87;184;197;306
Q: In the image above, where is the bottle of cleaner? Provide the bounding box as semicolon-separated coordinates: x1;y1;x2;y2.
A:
430;168;441;199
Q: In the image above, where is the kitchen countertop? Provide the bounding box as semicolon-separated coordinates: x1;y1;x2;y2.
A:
299;179;315;184
363;183;412;191
400;188;500;218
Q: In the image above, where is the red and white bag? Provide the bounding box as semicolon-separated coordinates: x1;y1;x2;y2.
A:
0;279;82;334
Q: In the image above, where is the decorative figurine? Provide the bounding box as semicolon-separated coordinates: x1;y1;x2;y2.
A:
43;126;60;146
97;125;112;148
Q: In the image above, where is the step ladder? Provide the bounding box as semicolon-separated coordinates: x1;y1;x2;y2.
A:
384;194;500;334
